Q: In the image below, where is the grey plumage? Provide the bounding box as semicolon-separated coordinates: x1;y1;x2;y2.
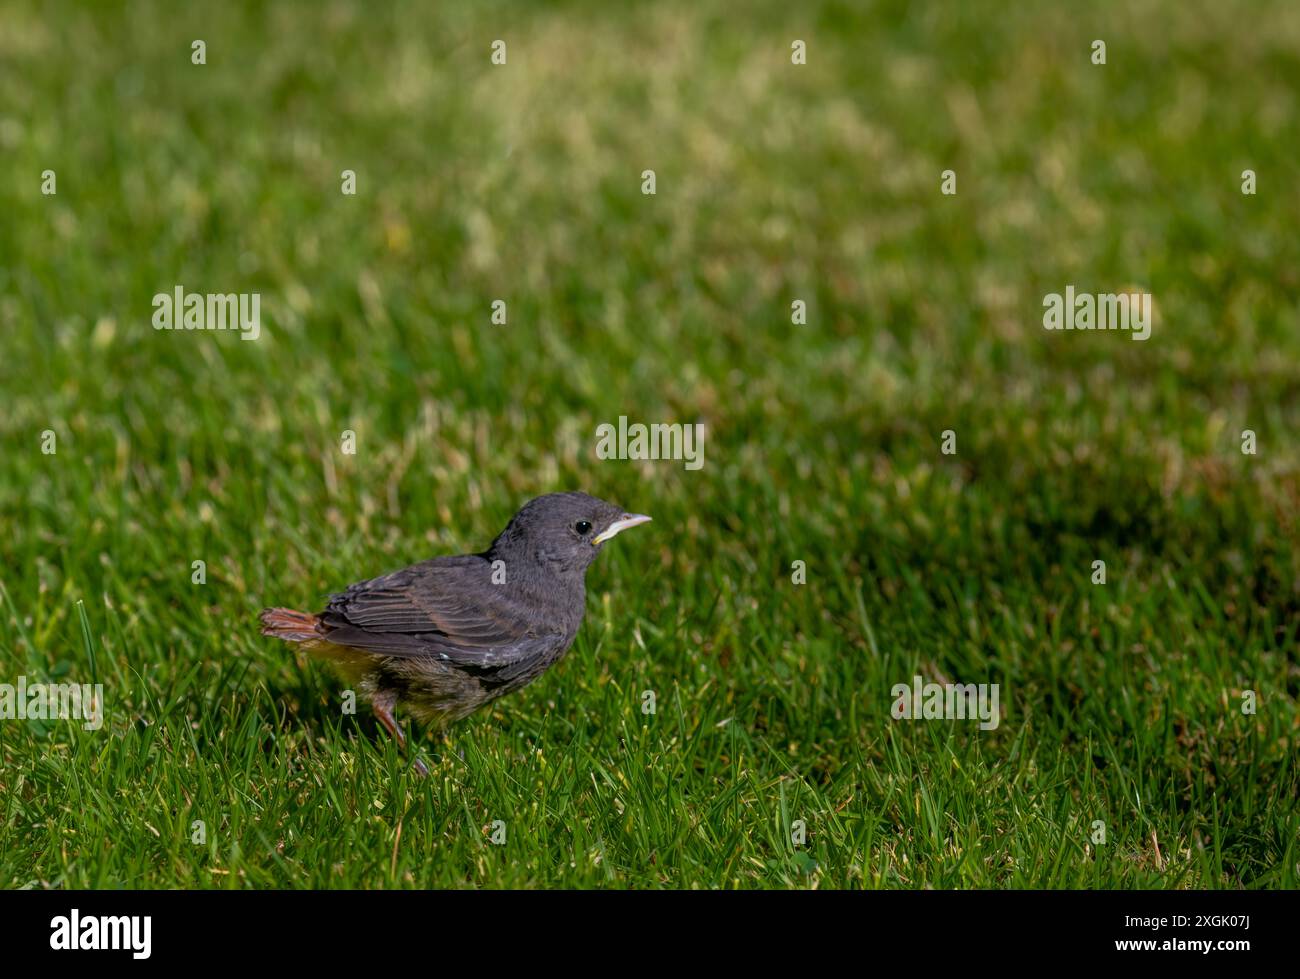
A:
259;492;650;769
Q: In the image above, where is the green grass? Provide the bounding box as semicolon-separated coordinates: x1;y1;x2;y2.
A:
1;0;1298;889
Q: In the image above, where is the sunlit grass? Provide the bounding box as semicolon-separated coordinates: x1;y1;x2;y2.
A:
0;0;1297;888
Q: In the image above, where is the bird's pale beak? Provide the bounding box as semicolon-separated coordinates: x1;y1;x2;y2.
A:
592;513;652;545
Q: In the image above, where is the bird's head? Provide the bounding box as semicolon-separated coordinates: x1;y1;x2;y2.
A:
489;491;651;579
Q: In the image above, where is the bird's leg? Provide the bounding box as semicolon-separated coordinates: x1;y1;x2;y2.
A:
372;691;406;748
372;690;429;776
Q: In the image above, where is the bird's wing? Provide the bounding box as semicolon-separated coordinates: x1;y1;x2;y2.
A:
318;558;551;672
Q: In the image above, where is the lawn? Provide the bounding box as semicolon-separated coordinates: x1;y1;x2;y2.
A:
0;0;1297;889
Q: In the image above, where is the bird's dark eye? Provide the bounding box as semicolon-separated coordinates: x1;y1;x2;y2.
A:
575;520;592;535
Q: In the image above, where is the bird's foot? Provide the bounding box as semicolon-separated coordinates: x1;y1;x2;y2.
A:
374;694;428;776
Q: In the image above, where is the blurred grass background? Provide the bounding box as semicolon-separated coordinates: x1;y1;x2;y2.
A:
0;0;1297;888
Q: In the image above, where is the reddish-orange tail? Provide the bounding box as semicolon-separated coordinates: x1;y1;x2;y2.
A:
259;607;323;643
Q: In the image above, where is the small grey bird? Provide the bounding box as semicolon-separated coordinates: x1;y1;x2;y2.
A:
259;492;650;773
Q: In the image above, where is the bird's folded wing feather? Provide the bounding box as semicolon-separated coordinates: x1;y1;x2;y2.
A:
318;558;549;671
